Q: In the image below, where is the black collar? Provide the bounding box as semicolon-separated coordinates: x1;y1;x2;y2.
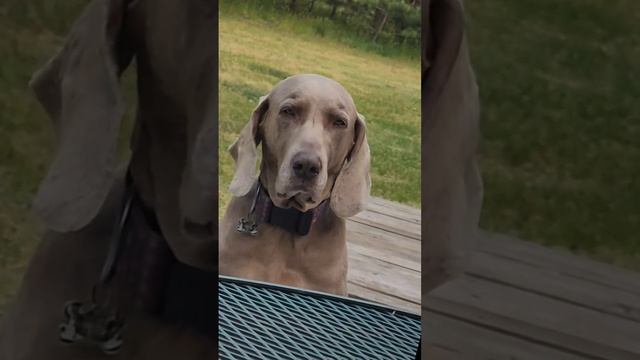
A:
240;181;328;237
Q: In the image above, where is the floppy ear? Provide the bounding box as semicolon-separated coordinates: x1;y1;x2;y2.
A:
330;113;371;218
228;95;269;197
30;0;133;232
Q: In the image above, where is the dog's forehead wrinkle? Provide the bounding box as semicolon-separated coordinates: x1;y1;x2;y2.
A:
268;75;358;129
277;75;348;97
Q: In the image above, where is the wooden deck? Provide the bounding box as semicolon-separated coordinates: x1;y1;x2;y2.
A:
347;197;421;314
347;197;640;359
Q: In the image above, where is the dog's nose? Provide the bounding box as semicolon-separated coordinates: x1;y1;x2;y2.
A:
291;153;322;181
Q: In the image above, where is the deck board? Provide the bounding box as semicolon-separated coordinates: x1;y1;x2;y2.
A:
347;198;421;314
347;197;640;359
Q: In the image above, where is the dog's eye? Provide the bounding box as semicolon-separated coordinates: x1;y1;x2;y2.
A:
280;106;295;116
333;118;347;128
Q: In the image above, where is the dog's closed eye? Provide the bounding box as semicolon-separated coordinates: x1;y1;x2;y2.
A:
333;117;348;129
280;106;296;116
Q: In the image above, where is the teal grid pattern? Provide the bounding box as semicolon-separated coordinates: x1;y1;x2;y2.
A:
219;276;420;360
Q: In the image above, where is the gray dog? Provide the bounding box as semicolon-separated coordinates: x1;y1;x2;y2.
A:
219;74;371;296
422;0;483;356
0;0;216;358
423;0;482;294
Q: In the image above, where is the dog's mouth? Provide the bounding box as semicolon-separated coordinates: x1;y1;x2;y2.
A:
275;191;317;212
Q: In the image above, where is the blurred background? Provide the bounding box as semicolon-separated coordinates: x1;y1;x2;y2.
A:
465;0;640;270
0;0;138;315
0;0;638;319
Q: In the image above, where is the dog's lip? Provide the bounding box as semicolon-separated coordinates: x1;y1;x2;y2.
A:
276;191;316;209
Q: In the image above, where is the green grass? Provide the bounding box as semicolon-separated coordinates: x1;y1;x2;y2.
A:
466;0;640;269
218;4;421;213
219;0;420;61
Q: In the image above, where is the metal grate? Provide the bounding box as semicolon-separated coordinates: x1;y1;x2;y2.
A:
219;276;421;360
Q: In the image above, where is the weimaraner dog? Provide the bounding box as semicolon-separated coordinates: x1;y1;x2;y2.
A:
422;0;483;356
219;74;371;296
0;0;216;358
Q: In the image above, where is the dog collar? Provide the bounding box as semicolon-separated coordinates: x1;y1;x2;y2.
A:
237;181;328;237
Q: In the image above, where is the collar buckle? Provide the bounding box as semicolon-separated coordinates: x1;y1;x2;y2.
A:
236;181;326;237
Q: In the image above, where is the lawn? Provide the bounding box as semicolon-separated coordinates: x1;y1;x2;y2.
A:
466;0;640;269
218;3;422;213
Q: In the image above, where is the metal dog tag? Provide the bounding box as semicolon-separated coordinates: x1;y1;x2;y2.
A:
236;183;262;236
59;301;124;355
236;217;258;236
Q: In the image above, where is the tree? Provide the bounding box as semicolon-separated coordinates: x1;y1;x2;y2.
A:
327;0;345;18
372;7;388;42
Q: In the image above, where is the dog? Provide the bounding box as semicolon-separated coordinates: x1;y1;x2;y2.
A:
219;74;371;296
422;0;482;294
0;0;217;358
422;0;483;355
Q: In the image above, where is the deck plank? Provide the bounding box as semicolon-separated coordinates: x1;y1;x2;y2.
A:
425;312;591;360
477;232;640;296
469;250;640;322
347;197;421;314
348;197;640;359
426;277;640;359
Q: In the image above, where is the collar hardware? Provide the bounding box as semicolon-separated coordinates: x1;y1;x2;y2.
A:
236;181;327;237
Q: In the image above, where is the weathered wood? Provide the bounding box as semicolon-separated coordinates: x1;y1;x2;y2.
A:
478;231;640;295
347;222;420;269
366;199;421;224
348;251;421;305
425;312;592;360
347;197;421;315
423;344;464;360
347;283;418;314
426;278;640;359
348;197;640;359
469;250;640;322
350;209;420;240
368;196;420;219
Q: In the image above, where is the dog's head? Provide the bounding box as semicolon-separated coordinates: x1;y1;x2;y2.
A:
29;0;216;269
229;74;370;218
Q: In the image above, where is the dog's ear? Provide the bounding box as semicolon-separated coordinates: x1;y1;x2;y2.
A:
30;0;133;232
228;95;269;197
330;112;371;218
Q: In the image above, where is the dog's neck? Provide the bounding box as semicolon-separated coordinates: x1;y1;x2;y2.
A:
242;178;329;237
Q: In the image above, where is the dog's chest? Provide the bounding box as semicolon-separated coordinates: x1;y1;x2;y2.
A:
220;223;348;294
